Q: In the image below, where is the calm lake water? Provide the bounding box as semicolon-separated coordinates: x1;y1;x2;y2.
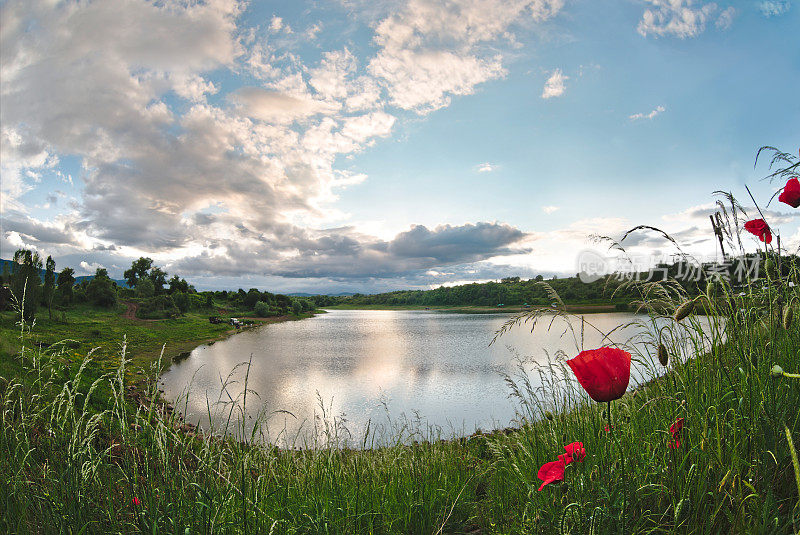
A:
159;310;720;447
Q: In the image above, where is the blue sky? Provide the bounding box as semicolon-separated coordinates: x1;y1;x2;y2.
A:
1;0;798;293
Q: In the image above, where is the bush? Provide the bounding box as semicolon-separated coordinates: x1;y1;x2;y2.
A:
136;295;180;319
253;301;272;317
172;292;190;313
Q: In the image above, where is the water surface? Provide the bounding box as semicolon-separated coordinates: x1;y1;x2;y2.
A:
159;309;718;446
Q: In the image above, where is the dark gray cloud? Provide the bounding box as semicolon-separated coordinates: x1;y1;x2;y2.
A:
171;222;529;280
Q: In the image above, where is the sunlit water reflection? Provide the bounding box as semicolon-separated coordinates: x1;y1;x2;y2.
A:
159;310;720;447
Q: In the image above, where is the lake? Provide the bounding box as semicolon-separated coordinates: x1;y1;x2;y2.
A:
159;309;720;447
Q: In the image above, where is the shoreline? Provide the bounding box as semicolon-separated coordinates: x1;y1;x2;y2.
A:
324;303;627;314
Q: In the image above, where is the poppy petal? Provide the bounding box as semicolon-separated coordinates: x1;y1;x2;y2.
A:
567;347;631;402
744;219;773;244
564;441;586;462
778;178;800;208
537;459;566;491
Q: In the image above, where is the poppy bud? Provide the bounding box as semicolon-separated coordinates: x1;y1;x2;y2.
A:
771;364;784;378
658;343;669;367
784;307;793;329
673;298;696;322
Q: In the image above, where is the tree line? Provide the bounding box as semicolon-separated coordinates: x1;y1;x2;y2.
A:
0;250;315;321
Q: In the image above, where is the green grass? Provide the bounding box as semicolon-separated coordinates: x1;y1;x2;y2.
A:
0;303;316;379
1;269;798;533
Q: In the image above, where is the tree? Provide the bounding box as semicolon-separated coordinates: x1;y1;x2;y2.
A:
168;275;189;294
124;257;153;288
43;256;56;320
136;277;155;298
57;267;76;305
149;267;168;295
254;301;271;317
10;249;43;320
1;262;10;285
86;268;117;307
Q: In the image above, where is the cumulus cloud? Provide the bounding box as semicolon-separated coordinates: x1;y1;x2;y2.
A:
365;0;564;113
542;206;559;214
637;0;720;38
0;0;556;289
476;162;497;173
629;105;666;120
759;1;791;17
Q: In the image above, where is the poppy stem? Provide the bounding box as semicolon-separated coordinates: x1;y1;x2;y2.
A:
606;401;612;433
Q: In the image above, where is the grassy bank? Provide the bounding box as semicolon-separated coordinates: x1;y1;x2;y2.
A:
1;269;798;533
0;303;315;385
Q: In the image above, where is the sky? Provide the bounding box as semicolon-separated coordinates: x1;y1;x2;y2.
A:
1;0;798;294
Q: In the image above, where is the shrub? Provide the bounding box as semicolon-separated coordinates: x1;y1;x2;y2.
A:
136;295;180;319
253;301;271;317
172;292;190;313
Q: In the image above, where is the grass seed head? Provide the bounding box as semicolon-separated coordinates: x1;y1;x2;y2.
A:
658;343;669;367
784;306;793;329
674;299;696;322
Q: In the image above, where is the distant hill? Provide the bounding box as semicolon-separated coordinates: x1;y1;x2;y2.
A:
289;291;356;297
0;258;129;288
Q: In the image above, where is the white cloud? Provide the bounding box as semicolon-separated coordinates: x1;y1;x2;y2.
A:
476;162;497;173
637;0;718;38
759;1;792;17
366;0;564;113
629;105;666;121
229;87;339;124
715;6;736;29
541;69;567;99
79;261;105;274
542;205;559;214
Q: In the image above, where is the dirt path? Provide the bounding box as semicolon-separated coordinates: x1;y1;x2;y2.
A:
122;301;139;320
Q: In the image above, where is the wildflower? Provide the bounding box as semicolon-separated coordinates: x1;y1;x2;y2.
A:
778;177;800;208
744;219;773;244
673;299;696;322
567;347;631;403
658;343;669;367
537;459;567;491
564;441;586;462
668;417;684;449
132;497;141;506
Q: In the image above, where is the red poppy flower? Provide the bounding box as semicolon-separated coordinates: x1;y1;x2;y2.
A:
744;219;772;244
779;177;800;208
537;459;566;491
132;497;141;506
668;417;684;449
567;347;631;403
564;441;586;463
